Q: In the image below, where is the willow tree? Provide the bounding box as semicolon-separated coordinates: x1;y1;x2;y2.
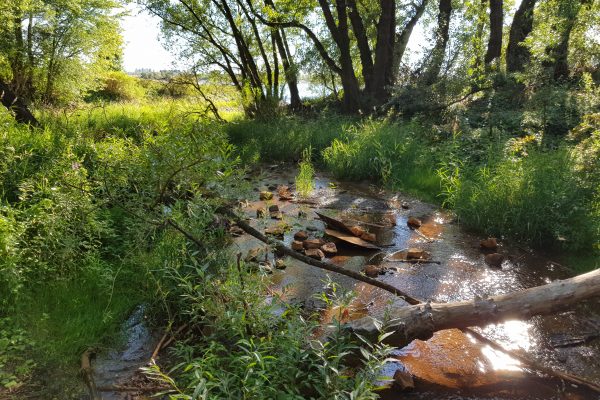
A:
0;0;122;108
142;0;302;115
251;0;430;111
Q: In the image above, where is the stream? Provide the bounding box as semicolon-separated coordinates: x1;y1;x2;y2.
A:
91;164;600;399
232;165;600;399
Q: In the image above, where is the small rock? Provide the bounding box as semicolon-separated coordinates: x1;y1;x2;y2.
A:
360;232;376;242
350;226;366;237
485;253;504;268
406;248;426;260
321;242;338;257
278;185;293;200
305;248;325;260
259;262;273;274
265;226;285;238
407;216;422;229
275;259;286;269
401;203;410;210
245;248;263;262
306;225;318;232
294;231;309;241
229;225;244;237
268;204;280;212
392;369;414;391
304;238;326;249
480;237;498;251
270;211;283;220
256;208;267;218
259;191;273;200
363;265;382;277
298;210;308;218
291;240;305;251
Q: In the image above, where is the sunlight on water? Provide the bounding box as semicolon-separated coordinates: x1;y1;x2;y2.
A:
481;345;522;371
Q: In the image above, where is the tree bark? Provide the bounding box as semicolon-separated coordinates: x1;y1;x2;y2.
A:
347;0;374;93
484;0;503;65
371;0;396;100
347;267;600;348
422;0;452;85
506;0;536;73
550;2;584;81
0;78;39;126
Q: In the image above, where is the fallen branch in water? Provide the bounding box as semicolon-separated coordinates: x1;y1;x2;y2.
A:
347;268;600;393
386;259;441;265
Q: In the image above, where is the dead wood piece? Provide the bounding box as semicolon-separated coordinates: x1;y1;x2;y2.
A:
325;229;380;250
316;212;354;234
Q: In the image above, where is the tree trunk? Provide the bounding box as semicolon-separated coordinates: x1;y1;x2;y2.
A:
347;267;600;348
550;2;584;81
371;0;396;100
0;78;39;126
484;0;503;65
318;0;361;113
392;0;428;84
347;0;374;93
422;0;452;85
506;0;536;73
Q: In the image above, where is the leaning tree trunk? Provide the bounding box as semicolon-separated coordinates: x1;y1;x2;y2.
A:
422;0;452;85
0;78;39;126
506;0;536;73
484;0;503;65
347;267;600;348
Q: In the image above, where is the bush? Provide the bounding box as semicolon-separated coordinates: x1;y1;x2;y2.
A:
89;71;146;102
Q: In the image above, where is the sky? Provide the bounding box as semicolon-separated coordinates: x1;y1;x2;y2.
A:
121;4;178;72
121;2;523;72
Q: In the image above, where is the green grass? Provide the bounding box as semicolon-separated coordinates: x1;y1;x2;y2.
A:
228;114;600;256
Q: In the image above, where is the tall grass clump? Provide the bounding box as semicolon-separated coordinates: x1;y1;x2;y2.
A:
323;119;441;201
296;147;315;197
227;114;353;162
440;146;599;251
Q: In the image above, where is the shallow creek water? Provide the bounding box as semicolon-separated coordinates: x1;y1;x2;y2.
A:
90;164;600;399
231;165;600;400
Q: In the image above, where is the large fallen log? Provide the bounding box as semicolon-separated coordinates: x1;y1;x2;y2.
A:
347;267;600;348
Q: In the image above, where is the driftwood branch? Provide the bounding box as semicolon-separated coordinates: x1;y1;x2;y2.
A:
348;268;600;347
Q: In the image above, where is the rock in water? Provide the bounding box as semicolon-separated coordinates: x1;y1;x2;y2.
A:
480;237;498;251
294;231;309;241
259;191;273;200
321;242;338;257
363;265;382;277
275;259;286;269
360;232;376;242
406;248;426;260
305;248;325;260
485;253;504;268
349;226;365;237
303;238;325;249
256;208;266;218
268;204;279;212
291;240;304;251
393;369;414;391
407;217;422;229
